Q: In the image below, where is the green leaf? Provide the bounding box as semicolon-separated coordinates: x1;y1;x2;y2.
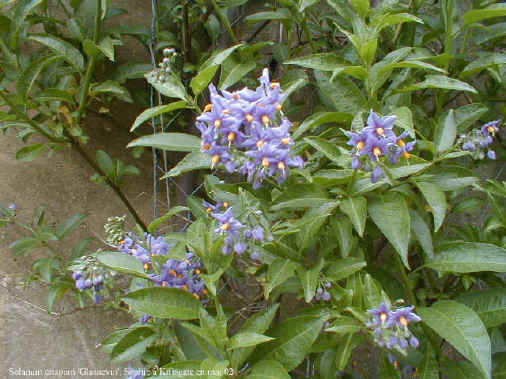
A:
36;88;74;103
418;345;440;379
294;112;351;140
325;316;362;335
148;206;189;234
9;237;40;255
56;213;87;239
298;0;318;13
247;360;291;379
414;181;447;232
461;53;506;78
200;44;243;70
145;71;187;100
285;53;345;72
441;359;486;379
245;9;291;23
90;80;132;102
18;54;65;98
161;152;211;179
374;12;423;31
297;258;325;303
97;251;149;279
392;106;415;138
335;333;356;371
127;133;201;152
368;192;411;269
332;216;355;257
122;287;201;320
435;109;457;155
494;353;506;379
265;258;298;299
191;65;219;97
15;143;47;161
464;4;506;26
174;321;207;361
96;150;114;177
29;34;84;71
314;71;367;115
10;0;44;49
339;196;367;237
131;101;188;132
228;332;274;350
349;0;369;18
425;242;506;274
418;300;491;379
456;288;506;329
455;103;489;133
101;328;132;353
111;327;156;362
409;209;434;260
326;257;366;281
304;137;342;164
219;61;256;90
253;315;326;371
399;75;477;94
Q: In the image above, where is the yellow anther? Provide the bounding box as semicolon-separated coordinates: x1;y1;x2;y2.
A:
223;109;231;115
185;259;191;264
275;103;282;111
278;161;286;170
399;316;408;327
232;93;240;100
223;202;229;208
119;240;125;244
373;147;382;157
281;137;291;145
397;139;406;147
204;103;212;112
206;207;212;213
202;289;208;295
256;140;265;149
357;141;365;150
245;114;254;123
169;269;177;276
393;361;400;369
228;132;236;142
202;143;211;151
221;222;230;231
270;82;280;88
212;154;220;165
177;274;183;278
403;151;411;159
162;281;168;287
262;157;270;167
377;127;385;136
380;312;388;323
183;285;189;291
195;269;201;275
214;119;222;128
193;293;200;300
487;126;496;135
261;115;270;125
144;263;151;270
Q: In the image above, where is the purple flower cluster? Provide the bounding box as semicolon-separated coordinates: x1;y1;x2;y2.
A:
149;252;207;300
72;265;106;304
117;232;174;268
315;281;332;301
196;68;304;189
345;111;416;182
458;120;501;160
207;203;265;256
367;303;421;353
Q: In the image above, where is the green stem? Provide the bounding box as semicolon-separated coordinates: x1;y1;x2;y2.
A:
75;0;102;126
302;19;316;52
210;0;238;43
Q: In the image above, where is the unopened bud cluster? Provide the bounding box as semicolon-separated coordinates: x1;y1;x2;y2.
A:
71;255;110;304
458;120;501;160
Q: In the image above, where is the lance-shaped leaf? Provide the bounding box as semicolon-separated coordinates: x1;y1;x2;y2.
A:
409;209;434;260
145;71;187;100
304;136;342;164
285;53;345;72
297;258;325;303
122;287;201;320
131;101;188;132
111;327;156;362
127;133;201;152
368;192;411;268
417;345;440;379
417;300;491;379
219;61;256;90
339;196;367;237
461;53;506;78
228;333;274;350
414;181;447;232
265;258;298;298
18;54;65;99
190;65;219;96
97;251;149;279
293;112;352;140
463;4;506;26
161;152;211;179
434;109;457;155
398;75;477;94
456;288;506;328
248;360;291;379
29;34;84;71
424;242;506;273
252;315;326;371
326;258;367;282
